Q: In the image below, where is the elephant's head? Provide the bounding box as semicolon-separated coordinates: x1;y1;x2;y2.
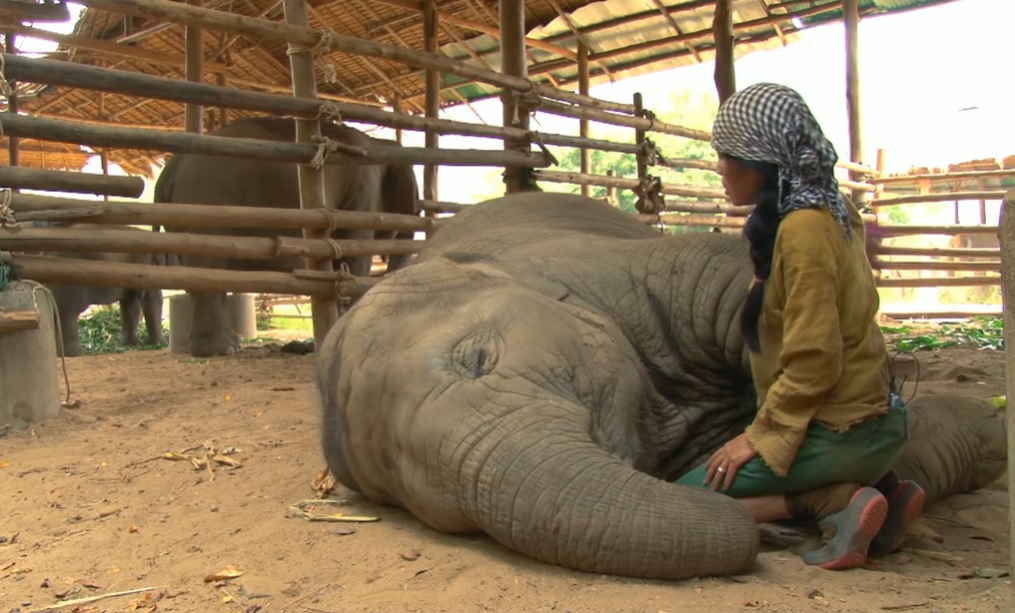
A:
316;253;760;581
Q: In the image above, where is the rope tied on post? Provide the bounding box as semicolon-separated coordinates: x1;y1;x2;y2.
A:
526;132;558;167
309;136;368;169
0;189;18;229
640;138;669;168
285;31;339;86
0;51;12;99
319;101;345;125
511;90;543;124
332;262;356;309
635;175;666;216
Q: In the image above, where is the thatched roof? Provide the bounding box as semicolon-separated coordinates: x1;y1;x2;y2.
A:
3;0;962;176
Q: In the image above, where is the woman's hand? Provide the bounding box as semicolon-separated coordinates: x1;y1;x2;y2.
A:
704;433;758;492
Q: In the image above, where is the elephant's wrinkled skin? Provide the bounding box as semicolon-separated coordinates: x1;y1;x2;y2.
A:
155;116;420;357
35;223;164;357
315;193;1007;581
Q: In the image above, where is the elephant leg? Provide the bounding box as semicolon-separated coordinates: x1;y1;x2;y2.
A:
383;229;416;274
141;288;164;346
188;291;240;357
889;395;1007;505
120;290;143;347
55;298;85;358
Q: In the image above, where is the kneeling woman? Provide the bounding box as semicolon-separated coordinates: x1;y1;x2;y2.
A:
674;83;925;571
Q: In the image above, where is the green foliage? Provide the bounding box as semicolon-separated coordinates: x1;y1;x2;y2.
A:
880;316;1003;352
883;205;910;224
547;90;722;216
76;306;168;355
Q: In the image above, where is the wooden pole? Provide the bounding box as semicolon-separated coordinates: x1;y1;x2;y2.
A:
283;0;338;348
534;97;711;141
216;72;229;128
3;252;377;297
0;166;145;198
392;93;403;145
633;92;649;213
184;0;204;135
10;192;435;233
1000;188;1015;578
844;0;864;205
0;113;553;167
4;34;18;171
500;0;532;194
422;0;438;207
0;226;422;260
578;42;590;197
712;0;735;103
0;53;681;154
872;191;1006;207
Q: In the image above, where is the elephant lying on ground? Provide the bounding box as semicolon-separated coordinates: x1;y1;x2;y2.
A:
314;193;1007;581
154;116;421;357
32;222;165;357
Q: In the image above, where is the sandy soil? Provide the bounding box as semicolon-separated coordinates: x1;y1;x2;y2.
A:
1;338;1010;613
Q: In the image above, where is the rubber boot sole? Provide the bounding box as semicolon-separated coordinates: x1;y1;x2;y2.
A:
870;480;926;557
802;487;888;571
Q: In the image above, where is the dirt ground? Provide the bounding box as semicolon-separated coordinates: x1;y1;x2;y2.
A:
1;336;1011;613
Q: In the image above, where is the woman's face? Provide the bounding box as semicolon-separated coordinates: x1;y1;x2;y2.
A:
717;154;768;206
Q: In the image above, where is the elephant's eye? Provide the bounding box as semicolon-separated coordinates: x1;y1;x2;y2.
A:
452;332;500;379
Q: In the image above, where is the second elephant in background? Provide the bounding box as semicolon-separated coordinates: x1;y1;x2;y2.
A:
155;116;421;357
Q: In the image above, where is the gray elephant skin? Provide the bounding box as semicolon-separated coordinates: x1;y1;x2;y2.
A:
313;192;1008;581
32;222;164;357
154;116;421;357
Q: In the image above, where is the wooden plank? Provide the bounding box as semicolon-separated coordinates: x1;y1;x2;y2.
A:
0;166;145;198
0;309;40;335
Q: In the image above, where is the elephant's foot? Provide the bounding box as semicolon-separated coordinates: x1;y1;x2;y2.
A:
190;334;241;357
59;342;84;358
124;334;142;347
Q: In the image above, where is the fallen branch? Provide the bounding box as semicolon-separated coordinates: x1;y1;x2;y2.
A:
29;586;161;611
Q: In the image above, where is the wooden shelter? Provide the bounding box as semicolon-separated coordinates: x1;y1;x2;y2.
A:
2;0;963;176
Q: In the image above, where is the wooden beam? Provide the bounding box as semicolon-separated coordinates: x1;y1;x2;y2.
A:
999;189;1015;580
1;24;230;73
871;191;1007;207
4;33;19;172
422;0;439;205
284;0;338;346
0;113;554;168
500;0;531;194
712;0;736;103
844;0;864;203
184;0;204;135
0;166;145;198
371;0;578;60
577;42;590;198
0;0;71;23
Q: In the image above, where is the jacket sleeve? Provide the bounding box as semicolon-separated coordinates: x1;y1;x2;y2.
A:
744;220;844;477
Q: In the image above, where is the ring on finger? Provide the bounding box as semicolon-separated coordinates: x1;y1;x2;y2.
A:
717;466;727;473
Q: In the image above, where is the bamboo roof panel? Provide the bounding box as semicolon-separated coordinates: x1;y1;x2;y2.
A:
5;0;964;176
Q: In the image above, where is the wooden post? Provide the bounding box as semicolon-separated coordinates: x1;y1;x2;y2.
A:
999;188;1015;579
216;72;228;128
578;42;590;197
633;92;648;213
844;0;864;205
392;93;403;145
4;34;19;171
283;0;338;348
499;0;532;194
712;0;736;103
605;169;616;206
184;0;204;135
422;0;438;209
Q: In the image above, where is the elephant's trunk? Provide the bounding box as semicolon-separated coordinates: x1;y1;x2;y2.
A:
448;404;760;581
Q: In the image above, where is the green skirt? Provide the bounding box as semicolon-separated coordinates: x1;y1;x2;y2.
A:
673;403;908;498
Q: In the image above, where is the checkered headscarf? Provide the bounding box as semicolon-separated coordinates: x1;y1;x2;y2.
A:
711;83;852;239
